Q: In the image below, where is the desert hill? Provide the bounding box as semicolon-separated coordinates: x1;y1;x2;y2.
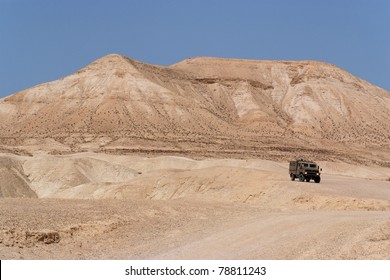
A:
0;54;389;163
1;55;390;259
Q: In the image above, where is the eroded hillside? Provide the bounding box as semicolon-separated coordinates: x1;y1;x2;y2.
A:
0;54;389;163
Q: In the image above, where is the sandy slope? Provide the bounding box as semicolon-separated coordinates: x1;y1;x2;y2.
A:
0;54;389;164
0;153;389;259
0;155;37;198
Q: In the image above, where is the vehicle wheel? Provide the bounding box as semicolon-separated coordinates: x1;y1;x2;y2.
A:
290;174;295;181
299;174;305;182
306;178;310;182
314;177;321;183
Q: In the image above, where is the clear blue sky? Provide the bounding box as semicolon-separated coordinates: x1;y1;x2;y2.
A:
1;0;389;98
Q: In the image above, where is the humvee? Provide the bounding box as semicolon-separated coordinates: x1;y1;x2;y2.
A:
289;159;321;183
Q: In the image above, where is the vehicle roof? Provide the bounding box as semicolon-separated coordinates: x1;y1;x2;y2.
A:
293;159;316;163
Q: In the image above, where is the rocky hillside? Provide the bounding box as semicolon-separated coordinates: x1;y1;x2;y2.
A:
0;54;389;162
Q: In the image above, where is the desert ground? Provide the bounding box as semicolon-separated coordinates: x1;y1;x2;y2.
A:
1;152;389;259
0;54;389;259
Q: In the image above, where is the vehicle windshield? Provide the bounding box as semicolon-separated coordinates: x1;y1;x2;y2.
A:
309;164;317;168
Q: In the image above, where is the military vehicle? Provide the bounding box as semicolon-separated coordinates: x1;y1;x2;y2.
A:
289;159;321;183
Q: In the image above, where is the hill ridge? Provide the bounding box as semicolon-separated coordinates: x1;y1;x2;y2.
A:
0;54;389;163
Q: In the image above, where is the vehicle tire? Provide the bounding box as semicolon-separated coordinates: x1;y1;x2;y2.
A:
290;174;295;181
299;174;305;182
306;178;310;182
314;177;321;183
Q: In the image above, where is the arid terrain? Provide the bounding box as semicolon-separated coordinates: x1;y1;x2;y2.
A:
0;54;389;259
